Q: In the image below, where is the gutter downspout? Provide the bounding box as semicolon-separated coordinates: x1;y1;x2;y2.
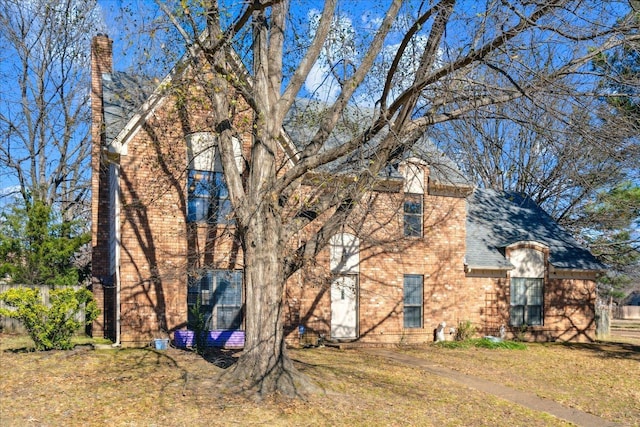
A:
114;163;122;347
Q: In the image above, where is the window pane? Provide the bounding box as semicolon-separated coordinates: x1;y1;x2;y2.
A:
510;279;527;305
527;280;543;305
217;307;242;330
187;169;233;224
217;200;234;224
404;285;422;305
200;274;212;291
404;307;421;328
187;198;209;222
404;216;422;237
214;173;229;198
404;200;422;214
526;305;542;325
403;195;422;237
187;292;199;306
510;306;524;326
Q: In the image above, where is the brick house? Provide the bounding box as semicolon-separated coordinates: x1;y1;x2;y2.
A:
90;34;603;347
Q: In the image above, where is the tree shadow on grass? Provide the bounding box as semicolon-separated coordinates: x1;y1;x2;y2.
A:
558;340;640;361
175;346;241;369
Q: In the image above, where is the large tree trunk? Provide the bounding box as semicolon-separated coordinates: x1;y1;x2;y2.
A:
224;202;314;397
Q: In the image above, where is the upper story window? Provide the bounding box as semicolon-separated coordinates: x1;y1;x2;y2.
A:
404;194;423;237
400;161;425;238
186;132;242;225
187;170;233;224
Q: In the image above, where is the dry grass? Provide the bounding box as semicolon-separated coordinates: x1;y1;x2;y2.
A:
0;333;637;426
400;339;640;426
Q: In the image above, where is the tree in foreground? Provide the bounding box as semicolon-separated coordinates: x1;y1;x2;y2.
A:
0;199;90;288
0;0;104;221
140;0;639;396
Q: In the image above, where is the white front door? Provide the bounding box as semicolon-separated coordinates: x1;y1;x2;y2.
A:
331;275;358;339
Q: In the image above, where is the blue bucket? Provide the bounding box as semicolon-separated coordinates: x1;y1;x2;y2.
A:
154;338;169;350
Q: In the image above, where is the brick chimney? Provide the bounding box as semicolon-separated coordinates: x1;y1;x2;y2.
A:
91;34;112;148
90;34;115;341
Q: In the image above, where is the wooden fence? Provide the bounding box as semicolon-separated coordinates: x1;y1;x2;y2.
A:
618;305;640;320
0;283;83;333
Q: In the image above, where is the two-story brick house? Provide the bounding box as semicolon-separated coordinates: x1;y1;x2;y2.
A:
90;34;603;347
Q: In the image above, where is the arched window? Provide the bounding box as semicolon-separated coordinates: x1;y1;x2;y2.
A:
509;245;545;326
186;132;241;224
401;162;424;237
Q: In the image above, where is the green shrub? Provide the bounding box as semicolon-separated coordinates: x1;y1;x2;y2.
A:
454;320;476;341
473;338;527;350
0;200;90;288
435;340;473;349
0;287;99;350
187;297;208;355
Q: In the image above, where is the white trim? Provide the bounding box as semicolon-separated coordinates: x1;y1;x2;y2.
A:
114;163;122;346
505;240;549;250
330;233;360;274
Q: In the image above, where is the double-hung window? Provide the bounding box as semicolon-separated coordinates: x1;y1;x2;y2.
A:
510;277;543;326
403;274;423;328
187;169;233;224
188;270;243;330
404;194;423;237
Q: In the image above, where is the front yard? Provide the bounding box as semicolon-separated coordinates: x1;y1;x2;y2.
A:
0;334;638;426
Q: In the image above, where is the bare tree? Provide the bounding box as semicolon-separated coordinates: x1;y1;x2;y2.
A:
146;0;638;396
434;92;638;225
428;10;640;298
0;0;105;219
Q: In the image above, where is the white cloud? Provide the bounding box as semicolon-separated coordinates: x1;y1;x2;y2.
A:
304;9;358;103
304;61;341;103
0;185;20;197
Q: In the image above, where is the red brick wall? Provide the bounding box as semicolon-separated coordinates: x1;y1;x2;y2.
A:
284;183;597;346
90;34;114;340
285;169;472;345
100;68;254;344
92;38;595;345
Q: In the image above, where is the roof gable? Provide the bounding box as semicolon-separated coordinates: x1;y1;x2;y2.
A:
102;71;158;146
466;188;605;272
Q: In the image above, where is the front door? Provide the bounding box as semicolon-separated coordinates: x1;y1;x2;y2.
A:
331;275;358;339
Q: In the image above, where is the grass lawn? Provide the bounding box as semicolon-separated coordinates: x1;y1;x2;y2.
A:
0;334;638;426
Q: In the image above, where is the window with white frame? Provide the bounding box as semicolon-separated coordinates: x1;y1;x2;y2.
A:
510;278;543;326
188;270;243;330
403;274;423;328
403;194;423;237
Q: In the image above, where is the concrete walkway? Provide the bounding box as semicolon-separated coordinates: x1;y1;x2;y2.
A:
364;348;621;427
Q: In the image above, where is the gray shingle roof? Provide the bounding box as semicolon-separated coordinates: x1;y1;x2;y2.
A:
409;134;472;188
102;71;157;143
466;188;605;271
283;99;471;188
